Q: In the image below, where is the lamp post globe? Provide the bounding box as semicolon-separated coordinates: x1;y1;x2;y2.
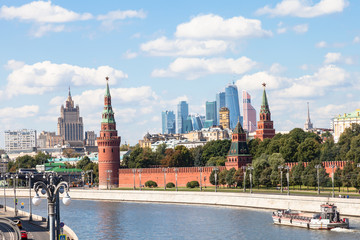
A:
32;194;42;206
62;193;71;206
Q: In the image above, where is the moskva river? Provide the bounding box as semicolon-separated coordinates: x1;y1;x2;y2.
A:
16;198;360;239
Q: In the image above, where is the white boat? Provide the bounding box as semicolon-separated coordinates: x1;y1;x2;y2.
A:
272;203;349;230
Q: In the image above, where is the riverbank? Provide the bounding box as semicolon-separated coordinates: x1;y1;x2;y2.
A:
5;188;360;217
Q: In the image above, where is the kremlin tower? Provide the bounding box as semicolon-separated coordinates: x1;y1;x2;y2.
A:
97;77;121;189
255;83;275;141
226;119;252;170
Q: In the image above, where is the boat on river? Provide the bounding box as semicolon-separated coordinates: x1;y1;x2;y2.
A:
272;203;349;230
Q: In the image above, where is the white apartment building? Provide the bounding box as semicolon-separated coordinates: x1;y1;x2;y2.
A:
4;129;37;152
333;109;360;143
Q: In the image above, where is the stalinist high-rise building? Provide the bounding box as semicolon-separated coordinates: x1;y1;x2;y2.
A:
57;88;84;143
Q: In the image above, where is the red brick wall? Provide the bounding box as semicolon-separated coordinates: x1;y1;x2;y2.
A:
119;166;226;188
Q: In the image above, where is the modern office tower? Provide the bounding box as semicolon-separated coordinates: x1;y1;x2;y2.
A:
177;101;189;134
184;116;193;133
85;131;97;146
4;129;37;152
255;83;275;141
219;107;230;129
190;114;203;131
304;102;314;132
204;101;217;128
242;91;257;133
216;92;226;125
225;84;241;129
97;78;121;189
57;87;84;142
162;110;176;134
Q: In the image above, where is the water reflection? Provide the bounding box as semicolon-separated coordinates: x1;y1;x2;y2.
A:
15;198;360;240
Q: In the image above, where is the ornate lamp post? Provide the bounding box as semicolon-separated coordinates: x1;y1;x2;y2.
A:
330;165;337;198
198;167;203;191
284;166;290;196
32;173;71;240
10;174;18;217
241;166;247;192
213;167;218;192
138;169;142;190
25;172;34;221
162;168;167;190
132;169;136;190
278;165;284;193
315;164;322;195
85;170;93;188
174;168;178;192
247;166;254;194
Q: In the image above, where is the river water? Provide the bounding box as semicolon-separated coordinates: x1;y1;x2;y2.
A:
14;197;360;240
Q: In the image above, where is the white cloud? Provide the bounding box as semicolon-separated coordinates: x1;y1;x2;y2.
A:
316;41;327;48
30;24;65;37
353;36;360;43
5;60;128;97
236;71;286;91
300;64;308;70
0;105;39;119
293;24;308;34
256;0;349;18
152;57;257;80
324;52;355;65
97;9;146;29
141;37;229;56
277;27;287;34
175;14;272;39
0;1;92;23
123;50;138;59
269;63;286;74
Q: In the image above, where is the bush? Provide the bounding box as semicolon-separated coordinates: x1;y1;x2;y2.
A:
186;181;200;188
145;180;158;188
166;182;175;188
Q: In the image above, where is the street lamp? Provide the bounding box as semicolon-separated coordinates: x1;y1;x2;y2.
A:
25;172;34;221
278;165;284;193
105;170;112;190
284;166;290;196
241;166;247;192
10;174;18;217
315;164;322;195
132;169;136;190
198;167;203;191
138;169;142;191
330;165;337;198
162;168;167;190
85;170;93;188
247;166;254;194
1;173;9;212
32;172;70;240
174;168;178;192
213;167;218;192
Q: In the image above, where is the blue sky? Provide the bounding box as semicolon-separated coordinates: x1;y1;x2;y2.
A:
0;0;359;146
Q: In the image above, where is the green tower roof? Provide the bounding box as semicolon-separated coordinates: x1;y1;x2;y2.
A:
260;84;270;114
233;119;245;134
101;77;115;124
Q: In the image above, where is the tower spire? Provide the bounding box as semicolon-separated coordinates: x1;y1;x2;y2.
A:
307;102;311;121
260;83;270;114
304;102;313;131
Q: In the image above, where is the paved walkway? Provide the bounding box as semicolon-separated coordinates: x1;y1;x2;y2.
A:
0;210;49;240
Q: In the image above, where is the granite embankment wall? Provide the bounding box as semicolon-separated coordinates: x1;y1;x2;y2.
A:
5;189;360;217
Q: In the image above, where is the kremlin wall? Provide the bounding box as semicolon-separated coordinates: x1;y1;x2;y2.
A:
98;80;348;189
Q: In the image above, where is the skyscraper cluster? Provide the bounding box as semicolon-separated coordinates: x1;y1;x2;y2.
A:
162;83;258;134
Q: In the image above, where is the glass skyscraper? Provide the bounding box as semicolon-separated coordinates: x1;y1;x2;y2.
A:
190;114;203;131
162;110;176;134
225;84;242;129
177;101;189;134
204;101;217;128
216;92;226;125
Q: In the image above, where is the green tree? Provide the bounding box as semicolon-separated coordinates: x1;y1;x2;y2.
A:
252;154;269;186
338;123;360;161
254;138;271;158
190;146;204;166
225;168;236;187
259;167;273;188
248;138;261;157
290;162;305;189
76;156;91;170
218;169;228;187
201;140;231;163
320;139;337;162
233;169;245;188
296;138;320;162
345;135;360;163
342;162;355;192
205;156;226;166
279;137;299;162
